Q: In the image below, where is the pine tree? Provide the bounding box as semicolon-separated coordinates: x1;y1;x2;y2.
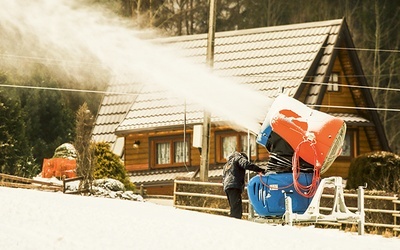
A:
0;84;39;177
20;72;75;167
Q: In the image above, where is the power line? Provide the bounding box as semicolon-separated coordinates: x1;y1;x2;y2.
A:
244;77;400;93
241;69;400;89
3;53;399;79
0;83;398;113
245;73;400;78
328;46;400;54
0;54;103;66
0;83;137;96
1;45;400;60
301;81;400;93
309;104;400;113
0;43;399;66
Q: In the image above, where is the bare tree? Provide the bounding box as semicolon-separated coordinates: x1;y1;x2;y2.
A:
368;0;400;152
74;102;95;192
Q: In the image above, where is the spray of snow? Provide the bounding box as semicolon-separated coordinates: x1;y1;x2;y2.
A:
0;0;271;134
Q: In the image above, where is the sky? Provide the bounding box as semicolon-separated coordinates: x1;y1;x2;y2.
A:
0;186;398;250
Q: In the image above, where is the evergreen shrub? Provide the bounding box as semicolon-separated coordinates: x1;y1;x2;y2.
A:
346;151;400;192
93;142;135;191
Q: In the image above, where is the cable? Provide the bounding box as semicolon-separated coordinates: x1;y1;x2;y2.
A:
326;46;400;54
0;83;138;96
244;73;400;78
1;83;399;112
3;77;400;94
309;105;400;112
301;81;400;93
257;172;294;190
0;54;103;66
1;45;400;63
4;75;399;95
243;77;400;94
292;139;320;198
3;52;400;79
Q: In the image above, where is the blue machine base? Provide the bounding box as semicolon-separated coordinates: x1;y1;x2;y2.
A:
247;172;313;217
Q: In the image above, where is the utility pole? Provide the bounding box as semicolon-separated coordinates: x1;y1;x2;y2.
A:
247;130;254;219
200;0;217;182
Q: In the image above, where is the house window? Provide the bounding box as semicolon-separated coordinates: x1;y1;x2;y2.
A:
174;141;188;163
156;142;170;164
327;72;340;92
216;131;256;162
340;130;355;158
222;136;237;159
152;136;189;168
240;134;256;157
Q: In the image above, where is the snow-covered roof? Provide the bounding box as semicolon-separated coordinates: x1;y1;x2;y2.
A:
115;19;342;134
92;19;345;149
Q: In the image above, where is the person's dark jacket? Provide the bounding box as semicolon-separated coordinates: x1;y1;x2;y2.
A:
222;152;264;192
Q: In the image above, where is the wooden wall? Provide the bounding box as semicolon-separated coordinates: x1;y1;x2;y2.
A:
125;127;211;171
144;185;174;196
124;125;269;172
319;56;382;178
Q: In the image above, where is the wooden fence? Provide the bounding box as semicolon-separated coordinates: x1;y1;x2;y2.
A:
0;173;85;194
174;179;252;218
0;173;63;192
173;179;400;236
321;192;400;234
61;176;87;194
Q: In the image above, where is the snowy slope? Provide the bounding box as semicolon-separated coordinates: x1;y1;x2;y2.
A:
0;186;398;250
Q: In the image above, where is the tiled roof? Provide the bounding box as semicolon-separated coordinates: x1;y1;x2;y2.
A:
93;19;345;148
92;78;141;152
332;113;372;125
114;19;343;134
129;166;198;185
129;165;232;185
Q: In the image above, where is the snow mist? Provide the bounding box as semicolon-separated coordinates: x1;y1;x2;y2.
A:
0;0;271;134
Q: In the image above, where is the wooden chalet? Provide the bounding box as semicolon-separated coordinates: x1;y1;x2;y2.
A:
92;19;390;195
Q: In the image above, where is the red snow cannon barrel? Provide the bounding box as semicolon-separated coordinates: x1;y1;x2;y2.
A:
258;94;346;174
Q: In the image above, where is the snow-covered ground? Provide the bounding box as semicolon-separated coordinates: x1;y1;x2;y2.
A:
0;186;398;250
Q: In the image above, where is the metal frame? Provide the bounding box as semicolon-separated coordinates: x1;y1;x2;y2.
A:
283;176;365;234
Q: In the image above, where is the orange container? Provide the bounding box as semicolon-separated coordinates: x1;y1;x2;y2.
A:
42;158;77;178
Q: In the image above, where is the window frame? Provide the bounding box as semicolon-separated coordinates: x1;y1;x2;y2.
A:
327;72;340;92
338;129;357;159
215;131;257;163
150;135;190;169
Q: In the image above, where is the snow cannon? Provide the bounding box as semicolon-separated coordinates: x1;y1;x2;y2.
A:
248;95;346;217
257;94;346;174
248;172;314;217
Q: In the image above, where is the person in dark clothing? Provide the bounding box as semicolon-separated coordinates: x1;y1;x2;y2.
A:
222;151;265;219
